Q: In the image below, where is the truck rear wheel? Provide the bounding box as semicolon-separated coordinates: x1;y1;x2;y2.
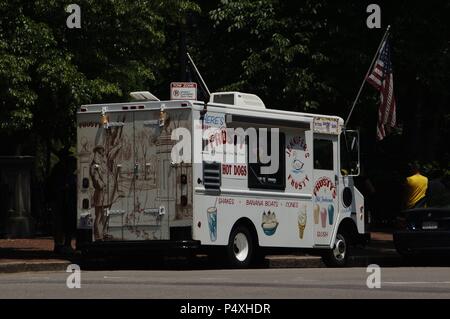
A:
322;232;349;267
226;225;255;268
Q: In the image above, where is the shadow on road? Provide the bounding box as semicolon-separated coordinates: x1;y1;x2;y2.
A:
73;254;251;271
71;252;450;271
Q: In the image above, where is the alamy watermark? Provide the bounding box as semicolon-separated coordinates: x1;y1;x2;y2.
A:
170;122;280;175
366;4;381;29
66;4;81;29
66;264;81;289
366;264;381;288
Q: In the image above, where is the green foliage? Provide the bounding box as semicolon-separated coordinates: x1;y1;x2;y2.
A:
0;0;448;179
0;0;200;146
209;0;333;112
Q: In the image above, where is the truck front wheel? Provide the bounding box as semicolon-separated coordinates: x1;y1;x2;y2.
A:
322;232;349;267
226;225;255;268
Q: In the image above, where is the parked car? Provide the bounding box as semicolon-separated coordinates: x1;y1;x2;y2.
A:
394;179;450;256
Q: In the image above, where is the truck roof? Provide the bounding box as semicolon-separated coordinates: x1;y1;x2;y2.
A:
79;99;344;126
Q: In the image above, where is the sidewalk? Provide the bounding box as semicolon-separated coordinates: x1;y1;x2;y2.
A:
0;232;399;273
0;238;72;273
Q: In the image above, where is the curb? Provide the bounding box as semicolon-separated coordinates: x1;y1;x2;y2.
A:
0;260;71;274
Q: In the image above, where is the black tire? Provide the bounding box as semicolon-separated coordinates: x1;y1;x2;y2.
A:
226;225;255;268
322;232;350;267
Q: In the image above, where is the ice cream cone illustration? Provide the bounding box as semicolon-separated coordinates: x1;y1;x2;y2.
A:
320;207;327;228
328;204;334;225
313;204;320;225
298;205;307;239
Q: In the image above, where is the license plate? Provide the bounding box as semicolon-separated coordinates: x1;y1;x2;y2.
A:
422;221;438;230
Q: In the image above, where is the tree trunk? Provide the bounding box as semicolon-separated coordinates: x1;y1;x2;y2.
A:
45;137;51;179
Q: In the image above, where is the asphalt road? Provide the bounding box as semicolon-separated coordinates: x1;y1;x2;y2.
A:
1;267;450;299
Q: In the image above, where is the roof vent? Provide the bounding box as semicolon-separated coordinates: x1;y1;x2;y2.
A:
210;92;265;109
130;91;160;101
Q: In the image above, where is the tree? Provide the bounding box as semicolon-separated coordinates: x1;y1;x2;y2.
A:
0;0;200;172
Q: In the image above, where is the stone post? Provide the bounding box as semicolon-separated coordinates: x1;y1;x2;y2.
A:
0;156;34;238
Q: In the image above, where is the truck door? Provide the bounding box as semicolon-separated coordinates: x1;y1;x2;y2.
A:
312;134;339;246
339;130;364;233
134;110;171;240
101;109;172;241
95;107;191;241
100;111;133;241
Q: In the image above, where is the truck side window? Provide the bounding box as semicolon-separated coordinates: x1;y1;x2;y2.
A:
247;130;286;190
314;139;333;170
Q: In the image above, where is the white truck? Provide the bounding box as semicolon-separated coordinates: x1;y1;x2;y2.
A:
76;91;367;267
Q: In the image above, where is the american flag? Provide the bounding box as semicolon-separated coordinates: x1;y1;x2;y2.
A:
367;38;397;140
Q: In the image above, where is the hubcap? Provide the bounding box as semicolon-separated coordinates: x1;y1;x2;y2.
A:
233;232;249;262
333;234;347;261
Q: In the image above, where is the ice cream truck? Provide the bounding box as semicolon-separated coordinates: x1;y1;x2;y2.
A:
76;90;366;267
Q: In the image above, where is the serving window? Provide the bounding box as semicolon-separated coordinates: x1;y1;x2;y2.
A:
247;129;286;190
313;138;334;171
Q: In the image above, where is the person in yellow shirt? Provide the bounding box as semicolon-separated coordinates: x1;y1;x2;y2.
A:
404;163;428;209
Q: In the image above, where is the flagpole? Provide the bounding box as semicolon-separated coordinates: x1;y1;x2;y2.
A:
344;25;391;127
